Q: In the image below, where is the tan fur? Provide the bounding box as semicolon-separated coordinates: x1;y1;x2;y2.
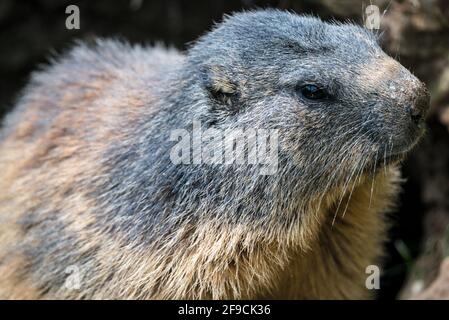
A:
359;57;401;87
0;122;400;299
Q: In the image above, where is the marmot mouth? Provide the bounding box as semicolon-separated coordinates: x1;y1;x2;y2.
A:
359;152;404;177
373;128;424;168
371;149;408;170
379;153;405;166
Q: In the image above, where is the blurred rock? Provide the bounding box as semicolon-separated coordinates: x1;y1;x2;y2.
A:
409;257;449;299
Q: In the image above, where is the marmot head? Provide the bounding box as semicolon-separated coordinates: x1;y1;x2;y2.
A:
184;9;429;196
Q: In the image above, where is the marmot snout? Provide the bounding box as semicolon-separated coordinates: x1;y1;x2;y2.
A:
0;9;429;299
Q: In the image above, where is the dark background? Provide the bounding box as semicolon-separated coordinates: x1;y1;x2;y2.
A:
1;0;448;299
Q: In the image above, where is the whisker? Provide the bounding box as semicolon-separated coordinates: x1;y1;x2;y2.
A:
369;148;378;209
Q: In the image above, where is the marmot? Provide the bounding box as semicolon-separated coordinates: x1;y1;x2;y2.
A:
0;10;429;299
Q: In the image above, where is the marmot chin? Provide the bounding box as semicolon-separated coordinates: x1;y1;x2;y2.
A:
0;10;429;299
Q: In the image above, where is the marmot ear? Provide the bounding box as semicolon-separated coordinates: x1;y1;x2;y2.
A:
200;65;239;108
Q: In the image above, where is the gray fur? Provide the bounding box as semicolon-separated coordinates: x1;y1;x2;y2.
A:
0;9;429;299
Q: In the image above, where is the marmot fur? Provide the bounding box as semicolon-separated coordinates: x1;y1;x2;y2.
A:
0;10;429;299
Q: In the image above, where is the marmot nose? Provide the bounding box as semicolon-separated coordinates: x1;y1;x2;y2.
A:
407;105;423;125
407;88;430;126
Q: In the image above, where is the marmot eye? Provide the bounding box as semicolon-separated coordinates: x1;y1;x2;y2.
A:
300;84;327;100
